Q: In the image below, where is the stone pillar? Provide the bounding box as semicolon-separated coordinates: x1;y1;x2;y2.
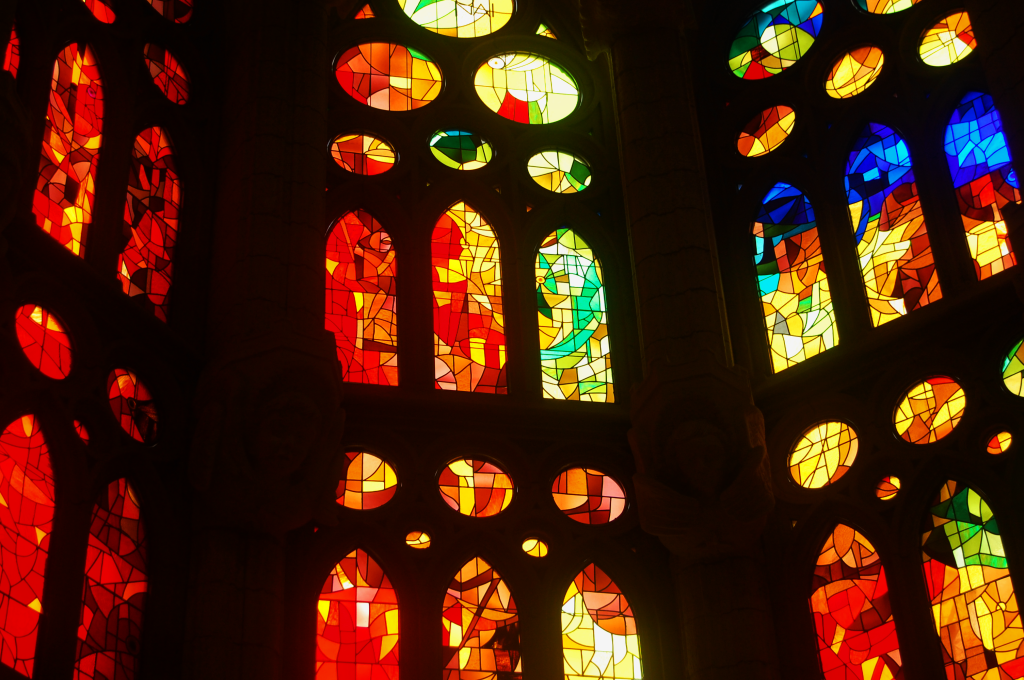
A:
579;1;780;679
183;1;348;678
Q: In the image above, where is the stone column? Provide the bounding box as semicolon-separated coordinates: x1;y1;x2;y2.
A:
579;1;780;679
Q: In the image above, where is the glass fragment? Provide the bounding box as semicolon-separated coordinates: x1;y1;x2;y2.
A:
522;538;548;557
528;151;591;194
894;377;965;444
824;46;884;99
430;130;493;171
438;459;514;518
475;53;578;125
562;564;642;679
398;0;513;38
876;476;900;500
145;0;192;22
75;421;90;444
987;432;1012;455
1003;339;1024;397
143;44;189;105
354;4;374;19
15;305;73;379
788;421;858;489
335;451;398;510
737;105;796;158
729;0;824;80
536;23;557;39
443;558;522;679
551;468;625;524
4;25;18;77
920;12;976;67
82;0;116;23
406;531;430;548
331;133;397;175
856;0;921;13
336;43;442;111
107;370;158;444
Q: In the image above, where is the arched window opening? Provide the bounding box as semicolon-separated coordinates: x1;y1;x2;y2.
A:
809;524;902;679
316;549;399;680
562;564;642;679
442;557;521;678
34;43;104;258
431;202;506;393
75;479;148;680
325;209;398;386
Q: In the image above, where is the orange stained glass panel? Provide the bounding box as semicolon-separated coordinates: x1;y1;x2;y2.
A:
34;43;104;257
107;369;158;444
331;133;397;175
810;525;903;679
432;202;506;393
894;376;966;444
551;467;626;525
876;476;901;501
143;44;189;105
443;558;522;679
825;46;884;99
354;4;375;18
988;432;1013;454
316;549;399;680
145;0;192;22
335;451;398;510
405;531;430;549
920;12;976;67
4;26;18;77
82;0;116;23
0;416;56;678
738;105;796;158
75;479;147;680
335;43;442;111
562;564;642;679
439;459;513;518
15;305;73;379
326;210;398;385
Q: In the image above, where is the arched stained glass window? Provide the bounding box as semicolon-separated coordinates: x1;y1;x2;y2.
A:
143;44;190;105
442;557;522;678
921;481;1024;677
3;25;18;77
809;524;902;679
845;123;940;326
15;305;73;379
945;92;1020;280
34;43;104;258
0;416;55;677
432;202;506;393
536;229;612;402
75;479;147;680
754;183;836;372
562;564;642;679
326;210;399;386
316;549;399;680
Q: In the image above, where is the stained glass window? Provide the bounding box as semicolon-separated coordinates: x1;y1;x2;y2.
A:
0;416;55;678
82;0;115;23
335;43;442;111
855;0;921;13
316;549;399;680
522;538;548;557
443;558;522;678
809;525;902;680
876;476;900;500
987;432;1012;454
894;376;966;444
536;24;557;39
846;123;940;326
3;26;18;77
143;44;189;105
15;305;73;379
945;92;1019;279
551;468;625;525
438;459;514;518
406;531;430;548
728;0;824;80
120;127;180;321
335;451;398;510
922;481;1024;678
145;0;192;22
326;210;398;385
754;183;836;371
562;564;642;679
824;46;884;99
536;229;612;401
528;151;592;194
354;4;374;19
920;12;976;67
331;133;397;175
474;53;579;125
34;43;104;257
432;202;506;393
1002;339;1024;397
75;421;90;444
399;0;513;38
737;106;796;158
107;369;158;444
787;421;858;490
429;130;494;171
75;479;147;680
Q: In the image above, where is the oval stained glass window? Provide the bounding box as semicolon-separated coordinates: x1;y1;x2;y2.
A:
335;43;442;111
406;531;430;548
522;538;548;557
335;451;398;510
107;369;158;444
551;467;625;524
330;133;396;175
146;0;192;22
825;46;884;99
75;420;90;444
856;0;921;13
920;12;976;67
987;432;1012;454
474;53;579;125
398;0;513;38
876;476;900;500
738;105;796;158
438;458;514;517
15;305;72;379
429;130;493;170
143;44;189;105
1003;339;1024;396
527;150;592;194
728;0;824;80
788;421;858;489
894;376;966;444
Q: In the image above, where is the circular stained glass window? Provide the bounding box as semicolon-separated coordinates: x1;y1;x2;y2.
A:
551;467;625;524
438;458;514;517
398;0;513;38
335;43;443;111
527;150;591;194
825;46;884;99
737;105;796;158
876;476;900;500
331;133;397;175
788;421;858;489
987;432;1012;454
429;130;493;170
335;451;398;509
894;376;966;444
15;305;73;379
474;53;579;125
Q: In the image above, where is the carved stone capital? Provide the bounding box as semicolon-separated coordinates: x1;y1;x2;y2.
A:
579;0;685;59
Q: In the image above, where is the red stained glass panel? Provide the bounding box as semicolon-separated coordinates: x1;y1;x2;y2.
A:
82;0;116;23
3;26;18;77
15;305;73;379
335;43;442;111
143;44;189;105
145;0;192;23
107;370;158;444
551;467;626;524
438;459;514;518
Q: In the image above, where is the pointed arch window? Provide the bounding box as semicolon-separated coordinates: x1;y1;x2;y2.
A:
442;557;521;678
561;564;642;679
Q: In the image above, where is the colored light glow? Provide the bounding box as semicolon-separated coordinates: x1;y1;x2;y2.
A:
438;459;514;518
825;46;884;99
551;468;625;525
987;432;1012;455
145;0;192;22
1002;339;1024;397
331;133;396;175
406;531;430;548
920;12;976;67
856;0;921;13
143;44;189;105
354;4;374;18
562;564;642;679
528;151;591;194
4;25;18;77
894;377;966;444
876;476;900;500
788;421;858;489
429;130;494;171
475;53;579;125
15;305;73;379
82;0;116;23
398;0;513;38
522;538;548;557
75;420;90;444
729;0;824;80
34;43;104;258
537;23;557;39
107;369;158;444
442;558;522;678
737;105;796;158
336;43;443;111
326;210;398;385
335;451;398;510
